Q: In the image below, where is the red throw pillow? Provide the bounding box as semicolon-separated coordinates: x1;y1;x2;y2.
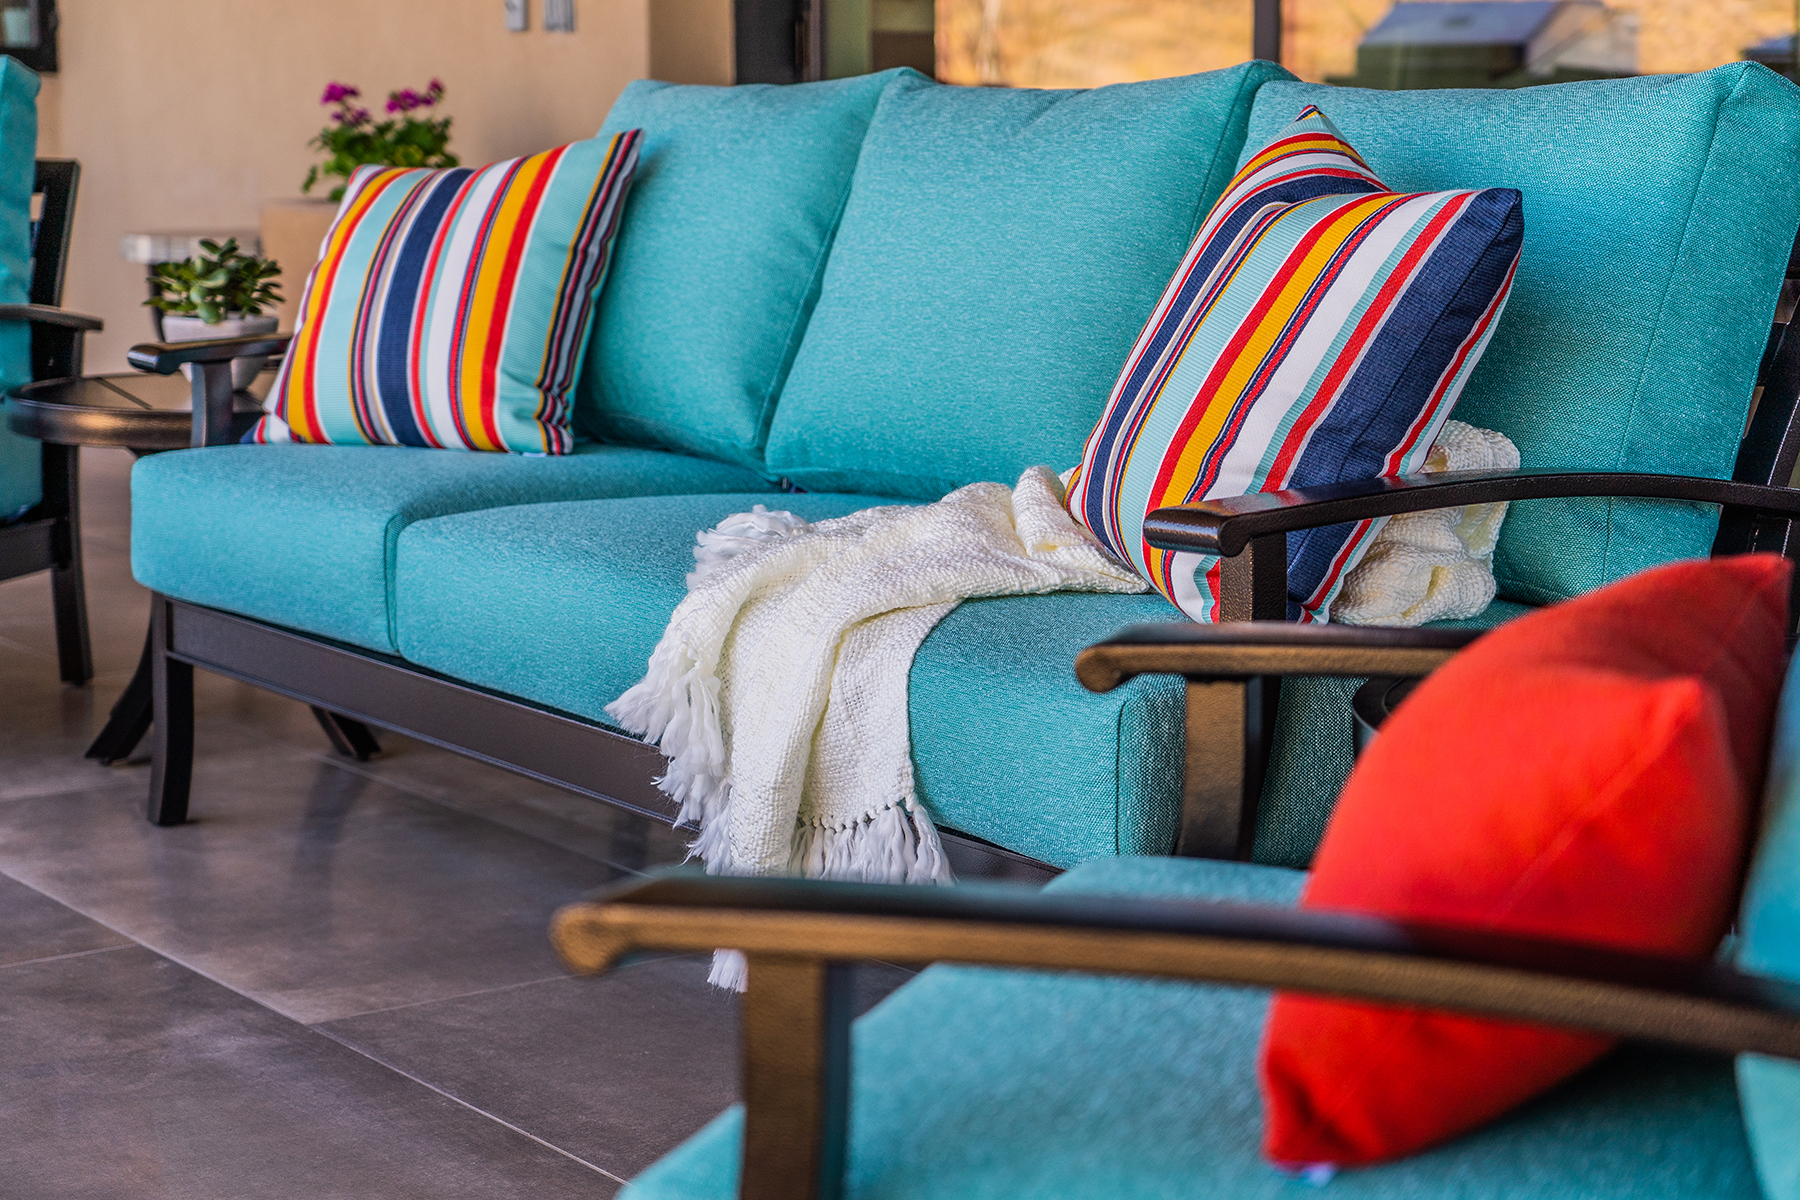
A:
1260;554;1792;1169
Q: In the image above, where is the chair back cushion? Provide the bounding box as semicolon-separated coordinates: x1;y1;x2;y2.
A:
1737;649;1800;1200
762;61;1293;499
1239;65;1800;606
250;133;640;453
0;58;37;518
1065;105;1522;623
1261;554;1791;1168
577;72;900;469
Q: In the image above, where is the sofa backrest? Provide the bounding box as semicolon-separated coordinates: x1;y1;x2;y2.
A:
575;71;900;471
1241;65;1800;607
761;61;1292;499
0;57;39;519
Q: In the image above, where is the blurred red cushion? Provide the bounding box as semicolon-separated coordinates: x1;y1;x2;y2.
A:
1260;554;1792;1168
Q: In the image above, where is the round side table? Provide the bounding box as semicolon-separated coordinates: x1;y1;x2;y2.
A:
10;371;266;451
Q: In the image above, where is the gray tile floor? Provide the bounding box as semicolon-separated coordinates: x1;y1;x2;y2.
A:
0;447;915;1197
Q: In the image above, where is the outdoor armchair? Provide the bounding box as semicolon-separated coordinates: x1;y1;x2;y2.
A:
1;157;103;684
555;613;1800;1199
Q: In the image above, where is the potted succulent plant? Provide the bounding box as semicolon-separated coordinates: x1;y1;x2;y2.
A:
145;238;284;390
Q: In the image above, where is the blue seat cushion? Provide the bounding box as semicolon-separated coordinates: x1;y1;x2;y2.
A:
1240;66;1800;607
0;58;39;519
624;856;1759;1200
393;493;1190;866
1736;651;1800;1198
130;442;774;653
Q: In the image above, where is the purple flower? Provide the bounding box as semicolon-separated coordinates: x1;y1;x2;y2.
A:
387;87;426;114
321;81;361;105
426;78;445;101
349;107;372;124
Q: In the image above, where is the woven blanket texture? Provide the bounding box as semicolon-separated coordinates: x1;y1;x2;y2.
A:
608;427;1513;987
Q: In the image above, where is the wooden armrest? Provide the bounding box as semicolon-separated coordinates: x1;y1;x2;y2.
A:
554;870;1800;1061
127;333;292;374
554;871;1800;1199
1145;468;1800;557
1076;621;1481;692
0;304;102;332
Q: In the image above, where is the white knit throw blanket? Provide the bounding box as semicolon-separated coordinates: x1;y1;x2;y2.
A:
608;425;1517;988
605;466;1146;986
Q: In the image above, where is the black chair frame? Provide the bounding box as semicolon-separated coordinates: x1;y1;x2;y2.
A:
0;158;100;685
554;852;1800;1200
124;231;1800;879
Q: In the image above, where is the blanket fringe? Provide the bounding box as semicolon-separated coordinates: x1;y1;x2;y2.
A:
688;504;809;589
791;802;953;885
705;802;951;990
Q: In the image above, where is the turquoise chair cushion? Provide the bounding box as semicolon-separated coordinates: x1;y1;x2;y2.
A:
1240;66;1800;607
1736;652;1800;1200
129;442;773;654
392;493;1189;865
625;855;1759;1200
579;72;900;469
0;58;39;519
762;61;1293;500
1251;600;1536;870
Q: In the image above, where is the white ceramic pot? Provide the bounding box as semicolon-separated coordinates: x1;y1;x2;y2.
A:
161;313;281;391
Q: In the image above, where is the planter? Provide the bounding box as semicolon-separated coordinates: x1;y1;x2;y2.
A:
260;199;339;332
160;314;281;391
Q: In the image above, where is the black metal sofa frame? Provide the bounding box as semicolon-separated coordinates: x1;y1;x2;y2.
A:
0;159;102;685
121;231;1800;875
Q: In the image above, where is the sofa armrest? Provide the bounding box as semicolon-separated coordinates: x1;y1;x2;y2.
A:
0;303;103;332
127;333;292;374
1076;621;1481;692
552;870;1800;1200
1144;467;1800;558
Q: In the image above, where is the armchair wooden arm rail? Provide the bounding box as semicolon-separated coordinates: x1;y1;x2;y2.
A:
126;334;293;450
1077;622;1484;859
551;871;1800;1200
1146;467;1800;623
126;333;294;373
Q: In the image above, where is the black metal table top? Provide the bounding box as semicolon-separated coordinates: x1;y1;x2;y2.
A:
7;372;267;450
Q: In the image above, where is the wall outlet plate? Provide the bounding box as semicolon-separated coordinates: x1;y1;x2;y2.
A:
544;0;574;32
504;0;527;32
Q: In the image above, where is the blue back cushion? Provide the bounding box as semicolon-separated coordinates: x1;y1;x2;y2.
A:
0;58;38;518
1239;66;1800;606
577;72;900;470
1738;651;1800;1200
763;61;1293;500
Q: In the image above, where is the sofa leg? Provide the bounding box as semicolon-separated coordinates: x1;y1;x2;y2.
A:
43;443;91;685
147;598;194;826
310;707;381;761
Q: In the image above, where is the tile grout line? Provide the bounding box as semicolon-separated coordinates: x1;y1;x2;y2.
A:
315;971;574;1023
0;866;628;1187
310;1025;631;1187
0;942;136;972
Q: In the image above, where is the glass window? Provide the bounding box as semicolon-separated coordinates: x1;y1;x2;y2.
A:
1284;0;1796;88
934;0;1254;88
915;0;1797;90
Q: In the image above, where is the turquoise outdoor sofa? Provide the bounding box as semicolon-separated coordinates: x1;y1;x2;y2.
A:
126;60;1800;876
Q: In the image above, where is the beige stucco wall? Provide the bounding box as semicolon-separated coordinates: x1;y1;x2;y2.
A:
33;0;733;373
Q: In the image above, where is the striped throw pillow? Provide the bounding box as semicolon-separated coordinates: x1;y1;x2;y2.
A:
1066;107;1523;623
248;131;641;453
